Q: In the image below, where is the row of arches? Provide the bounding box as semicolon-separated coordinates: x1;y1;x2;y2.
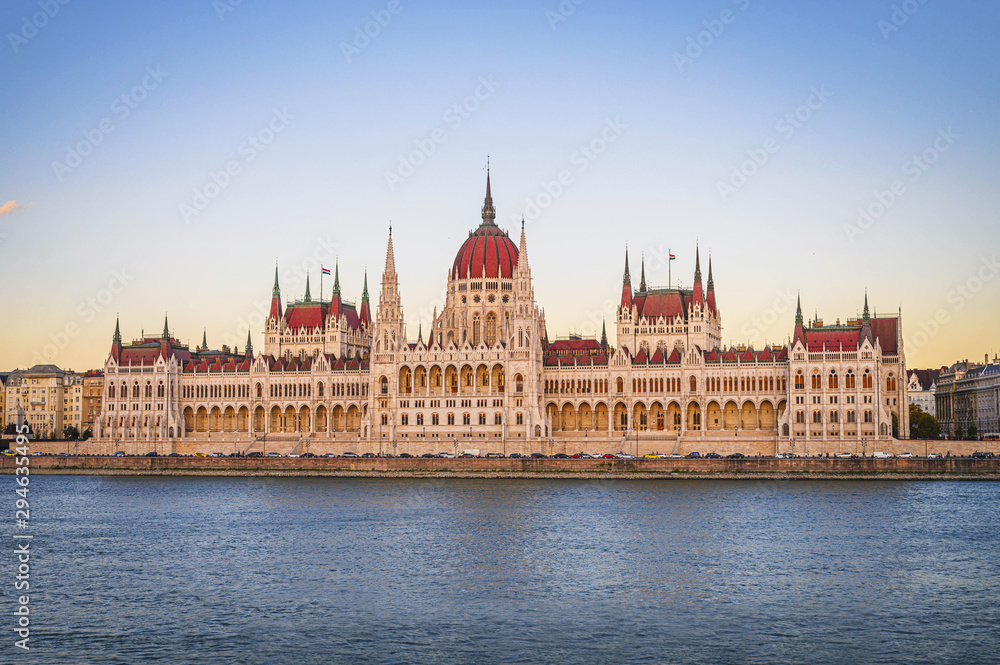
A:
545;399;783;432
386;364;518;396
181;405;364;434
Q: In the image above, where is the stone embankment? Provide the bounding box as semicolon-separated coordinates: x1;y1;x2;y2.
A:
2;456;998;480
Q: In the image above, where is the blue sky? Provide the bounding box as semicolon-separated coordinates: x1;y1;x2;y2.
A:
2;0;998;371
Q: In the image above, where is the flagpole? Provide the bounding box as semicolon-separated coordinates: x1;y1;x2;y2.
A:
320;266;324;303
668;248;671;289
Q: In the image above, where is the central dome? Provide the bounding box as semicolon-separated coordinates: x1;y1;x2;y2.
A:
451;171;518;280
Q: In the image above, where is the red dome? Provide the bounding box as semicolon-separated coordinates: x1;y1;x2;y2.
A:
452;222;518;279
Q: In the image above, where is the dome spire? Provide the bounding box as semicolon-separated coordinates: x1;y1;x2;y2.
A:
481;157;496;224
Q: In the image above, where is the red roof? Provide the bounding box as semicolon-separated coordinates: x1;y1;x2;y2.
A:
452;221;518;279
282;299;364;332
802;318;897;354
632;289;690;321
871;318;898;354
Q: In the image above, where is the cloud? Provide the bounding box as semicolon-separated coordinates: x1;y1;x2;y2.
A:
0;200;34;217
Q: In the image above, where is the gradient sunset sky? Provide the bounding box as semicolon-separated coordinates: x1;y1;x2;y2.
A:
2;0;998;373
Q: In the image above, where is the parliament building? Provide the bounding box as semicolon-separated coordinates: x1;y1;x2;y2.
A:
92;172;909;456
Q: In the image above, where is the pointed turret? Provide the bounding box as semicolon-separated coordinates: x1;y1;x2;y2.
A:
691;245;704;309
304;274;312;301
384;225;397;276
159;315;172;359
517;218;529;272
793;292;805;345
332;260;341;298
201;329;208;351
245;329;253;358
860;291;874;345
639;254;647;292
111;316;123;363
162;315;170;340
481;165;496;225
417;322;423;345
620;247;633;311
269;264;283;320
360;270;371;325
706;254;716;314
600;318;608;348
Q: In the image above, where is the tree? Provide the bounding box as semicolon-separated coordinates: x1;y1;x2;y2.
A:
968;425;978;440
81;428;93;441
3;423;15;436
909;404;940;440
956;425;964;439
892;413;899;438
63;425;80;441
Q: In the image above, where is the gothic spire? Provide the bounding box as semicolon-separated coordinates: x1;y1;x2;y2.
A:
245;329;253;357
623;246;631;286
272;263;280;298
362;269;370;302
201;328;208;350
639;254;647;292
707;254;714;290
304;274;311;301
162;315;169;340
694;244;702;284
600;318;608;347
113;316;122;345
795;292;803;327
332;259;341;298
384;225;396;276
481;163;496;224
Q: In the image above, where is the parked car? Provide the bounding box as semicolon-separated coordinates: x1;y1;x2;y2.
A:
362;452;377;458
422;453;436;458
509;453;523;459
398;453;413;459
553;453;570;459
439;452;456;458
616;453;635;459
705;452;722;459
686;452;700;458
873;451;892;459
668;453;684;459
530;452;546;458
194;452;208;458
644;453;662;459
343;451;359;458
169;452;183;457
602;453;617;459
486;452;504;458
323;453;338;458
571;453;584;459
726;453;745;459
301;452;317;458
836;452;853;458
927;453;944;459
897;452;915;458
144;451;158;457
246;452;263;458
266;452;282;457
111;451;125;457
972;451;995;459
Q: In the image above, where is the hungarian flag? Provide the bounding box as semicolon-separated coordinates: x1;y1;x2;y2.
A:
669;253;676;260
321;267;331;275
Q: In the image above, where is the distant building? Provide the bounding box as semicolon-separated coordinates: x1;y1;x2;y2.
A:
907;368;941;417
4;365;83;439
82;370;104;435
936;357;1000;438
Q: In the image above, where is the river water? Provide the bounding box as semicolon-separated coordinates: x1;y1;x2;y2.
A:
18;476;1000;664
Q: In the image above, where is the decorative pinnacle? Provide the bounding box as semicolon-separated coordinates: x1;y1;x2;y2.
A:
332;259;341;297
795;292;803;327
162;315;169;340
639;254;647;292
304;274;311;301
113;315;122;345
481;164;496;224
623;246;631;285
272;263;280;298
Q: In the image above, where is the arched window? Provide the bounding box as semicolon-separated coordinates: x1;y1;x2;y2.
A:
886;374;897;391
463;413;471;425
616;377;624;393
485;312;497;347
447;413;455;425
515;374;523;393
689;376;697;393
811;372;821;390
380;376;389;395
829;371;838;389
862;370;873;390
479;413;486;425
795;372;804;390
846;371;855;389
317;382;324;398
472;314;481;346
109;384;116;399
